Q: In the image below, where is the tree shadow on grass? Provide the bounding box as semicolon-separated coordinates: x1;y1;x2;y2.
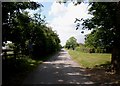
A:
85;62;120;85
94;61;111;69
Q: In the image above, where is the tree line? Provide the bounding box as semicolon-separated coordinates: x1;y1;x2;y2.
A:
61;0;120;73
74;2;120;73
2;2;61;60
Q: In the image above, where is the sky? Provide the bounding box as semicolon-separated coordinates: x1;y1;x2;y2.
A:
29;1;92;46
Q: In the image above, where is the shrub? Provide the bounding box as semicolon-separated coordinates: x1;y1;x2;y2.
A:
89;48;95;53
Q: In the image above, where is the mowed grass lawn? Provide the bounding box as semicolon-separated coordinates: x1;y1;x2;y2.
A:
68;50;111;68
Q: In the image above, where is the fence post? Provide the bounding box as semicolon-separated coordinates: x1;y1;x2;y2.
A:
14;50;16;59
4;50;7;60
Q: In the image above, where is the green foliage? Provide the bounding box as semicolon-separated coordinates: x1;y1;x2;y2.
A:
82;3;119;51
2;56;41;85
6;43;15;49
74;3;117;53
75;43;89;53
65;37;78;50
2;2;41;54
77;2;120;72
85;29;112;53
76;43;108;54
2;2;61;59
2;2;41;42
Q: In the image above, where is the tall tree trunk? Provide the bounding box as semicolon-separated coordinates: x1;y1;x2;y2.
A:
111;2;120;74
111;46;120;73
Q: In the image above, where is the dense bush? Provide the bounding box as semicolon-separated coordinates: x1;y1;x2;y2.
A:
2;2;61;60
75;44;107;53
75;46;88;52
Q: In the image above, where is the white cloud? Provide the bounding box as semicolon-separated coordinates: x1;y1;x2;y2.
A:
26;1;92;46
49;2;67;16
48;2;92;46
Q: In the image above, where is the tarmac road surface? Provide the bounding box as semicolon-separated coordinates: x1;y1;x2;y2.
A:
22;48;94;85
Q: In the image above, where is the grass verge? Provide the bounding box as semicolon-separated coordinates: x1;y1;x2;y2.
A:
2;57;42;86
68;49;111;68
2;50;60;86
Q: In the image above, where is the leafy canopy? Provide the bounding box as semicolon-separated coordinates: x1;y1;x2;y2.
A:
2;2;61;59
65;37;78;50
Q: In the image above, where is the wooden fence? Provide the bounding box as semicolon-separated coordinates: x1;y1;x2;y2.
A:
2;49;22;60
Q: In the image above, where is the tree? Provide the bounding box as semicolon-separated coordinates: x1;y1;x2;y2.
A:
2;2;41;54
85;28;112;53
2;2;61;59
19;13;61;59
2;2;41;42
75;2;120;73
65;37;78;50
2;2;61;85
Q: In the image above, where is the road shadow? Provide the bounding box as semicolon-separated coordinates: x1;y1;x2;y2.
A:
22;49;120;85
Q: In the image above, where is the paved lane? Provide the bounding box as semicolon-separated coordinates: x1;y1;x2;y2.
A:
22;48;94;84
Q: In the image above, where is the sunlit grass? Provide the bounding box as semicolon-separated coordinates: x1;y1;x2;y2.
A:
68;49;111;68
